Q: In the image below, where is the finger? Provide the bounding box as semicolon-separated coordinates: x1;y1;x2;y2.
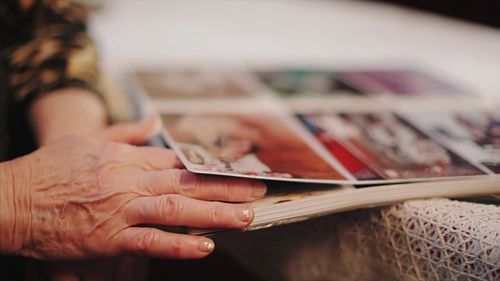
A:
132;146;183;170
97;117;161;145
126;195;253;228
115;227;215;259
137;169;266;201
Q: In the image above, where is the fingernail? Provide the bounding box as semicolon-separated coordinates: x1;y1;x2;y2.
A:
236;205;253;223
251;182;267;198
198;239;215;253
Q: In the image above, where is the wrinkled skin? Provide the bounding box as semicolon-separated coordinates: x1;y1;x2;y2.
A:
3;128;266;262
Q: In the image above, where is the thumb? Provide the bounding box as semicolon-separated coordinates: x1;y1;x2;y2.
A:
97;117;162;145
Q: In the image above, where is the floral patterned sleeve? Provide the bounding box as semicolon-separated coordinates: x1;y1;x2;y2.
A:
1;0;103;106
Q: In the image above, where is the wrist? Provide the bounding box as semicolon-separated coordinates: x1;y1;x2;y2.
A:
30;88;107;145
0;157;32;255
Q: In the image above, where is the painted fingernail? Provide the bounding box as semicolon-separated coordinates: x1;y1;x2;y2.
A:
251;182;267;198
198;239;215;253
236;206;253;223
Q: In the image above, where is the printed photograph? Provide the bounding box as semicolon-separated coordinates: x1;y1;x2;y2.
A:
251;188;337;208
161;113;347;180
405;110;500;173
256;69;363;97
251;181;345;208
302;112;485;179
135;70;250;98
336;69;467;96
299;115;383;180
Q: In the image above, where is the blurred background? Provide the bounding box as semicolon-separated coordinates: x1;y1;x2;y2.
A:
0;1;497;281
86;0;500;103
81;1;499;280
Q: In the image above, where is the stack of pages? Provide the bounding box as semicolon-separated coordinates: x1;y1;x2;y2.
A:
127;67;500;231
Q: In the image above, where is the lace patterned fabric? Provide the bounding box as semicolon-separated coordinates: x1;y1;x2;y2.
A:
282;199;500;281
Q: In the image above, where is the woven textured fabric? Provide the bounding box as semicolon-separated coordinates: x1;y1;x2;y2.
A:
368;200;499;281
283;199;500;281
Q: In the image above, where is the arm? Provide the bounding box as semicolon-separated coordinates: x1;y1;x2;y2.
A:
3;0;107;145
29;88;106;145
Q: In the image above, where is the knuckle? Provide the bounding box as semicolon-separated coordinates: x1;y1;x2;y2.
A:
62;134;92;145
208;203;223;224
160;195;183;222
93;167;109;188
135;230;158;254
140;173;155;193
96;141;116;155
87;143;134;187
96;142;131;157
85;161;110;192
169;237;185;258
89;143;118;166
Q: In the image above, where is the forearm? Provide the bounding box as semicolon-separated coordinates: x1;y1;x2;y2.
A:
4;0;106;147
29;88;107;146
0;158;31;255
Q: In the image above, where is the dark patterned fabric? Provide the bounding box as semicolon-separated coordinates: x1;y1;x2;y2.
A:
0;0;103;160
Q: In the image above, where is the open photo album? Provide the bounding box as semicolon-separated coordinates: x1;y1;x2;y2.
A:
126;67;500;232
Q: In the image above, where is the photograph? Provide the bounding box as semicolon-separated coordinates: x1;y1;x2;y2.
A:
256;69;363;97
250;187;339;208
251;181;345;208
161;113;347;181
299;115;383;180
404;110;500;173
302;112;485;179
135;70;250;98
336;69;467;96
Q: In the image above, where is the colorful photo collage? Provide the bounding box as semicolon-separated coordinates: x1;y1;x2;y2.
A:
161;109;497;185
135;68;469;100
299;112;495;181
135;70;251;99
258;68;470;97
403;110;500;174
161;113;347;182
135;68;495;184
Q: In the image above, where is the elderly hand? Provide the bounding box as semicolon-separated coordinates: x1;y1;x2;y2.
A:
0;121;266;261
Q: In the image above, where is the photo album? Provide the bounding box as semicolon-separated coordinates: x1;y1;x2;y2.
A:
127;67;500;232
